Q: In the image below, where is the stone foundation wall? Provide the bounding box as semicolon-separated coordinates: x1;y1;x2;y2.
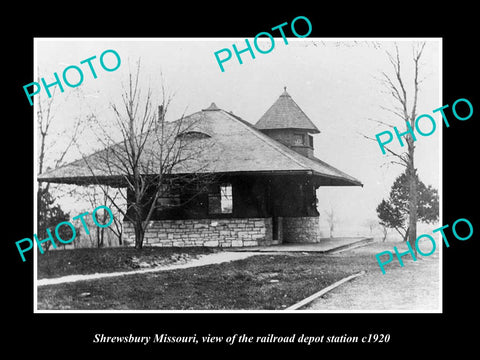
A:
123;218;279;247
282;216;321;243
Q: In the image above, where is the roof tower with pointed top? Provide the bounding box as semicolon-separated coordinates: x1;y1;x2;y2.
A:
255;87;320;134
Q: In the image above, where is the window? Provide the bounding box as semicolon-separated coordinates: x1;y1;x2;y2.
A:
176;131;211;140
220;184;233;213
294;133;305;145
308;135;313;147
208;183;233;214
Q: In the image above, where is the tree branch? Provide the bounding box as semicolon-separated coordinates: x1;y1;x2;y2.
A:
359;132;408;166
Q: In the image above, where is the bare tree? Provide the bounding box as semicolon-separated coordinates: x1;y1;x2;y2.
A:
362;42;426;253
380;224;388;242
37;81;83;176
324;206;336;239
81;62;213;249
82;185;124;248
364;218;379;237
37;78;83;252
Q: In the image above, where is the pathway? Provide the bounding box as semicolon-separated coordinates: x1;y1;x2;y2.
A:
233;237;373;253
37;251;261;287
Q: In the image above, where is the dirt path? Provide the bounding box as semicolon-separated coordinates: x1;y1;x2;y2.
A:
303;243;441;312
37;251;262;287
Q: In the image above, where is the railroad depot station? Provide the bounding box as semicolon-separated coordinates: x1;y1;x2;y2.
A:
39;88;362;247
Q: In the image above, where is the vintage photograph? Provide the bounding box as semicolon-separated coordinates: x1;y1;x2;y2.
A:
33;38;441;312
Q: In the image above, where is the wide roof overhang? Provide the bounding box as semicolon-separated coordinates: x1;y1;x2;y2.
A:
38;169;362;187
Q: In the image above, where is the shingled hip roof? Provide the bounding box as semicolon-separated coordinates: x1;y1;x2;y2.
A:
255;88;320;133
38;105;361;187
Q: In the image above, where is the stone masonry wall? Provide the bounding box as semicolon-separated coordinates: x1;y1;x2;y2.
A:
282;216;321;243
123;218;279;247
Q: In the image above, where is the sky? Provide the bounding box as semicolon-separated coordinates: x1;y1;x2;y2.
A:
35;38;441;238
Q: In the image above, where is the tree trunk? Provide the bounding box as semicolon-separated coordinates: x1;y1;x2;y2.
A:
100;227;105;248
100;208;106;247
402;226;409;242
407;151;418;254
134;220;145;249
382;227;387;242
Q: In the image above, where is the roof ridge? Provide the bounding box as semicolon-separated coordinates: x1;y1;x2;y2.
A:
220;110;311;171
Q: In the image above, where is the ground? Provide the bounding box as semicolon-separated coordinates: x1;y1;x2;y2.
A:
303;241;441;311
36;240;441;311
37;246;216;279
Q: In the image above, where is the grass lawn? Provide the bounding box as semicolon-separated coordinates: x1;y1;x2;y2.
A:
36;245;385;310
37;246;216;279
